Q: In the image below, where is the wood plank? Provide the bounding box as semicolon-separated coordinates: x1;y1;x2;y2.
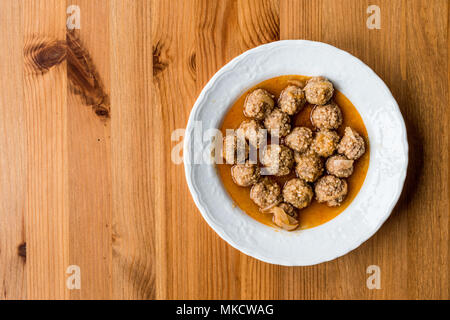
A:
151;0;199;299
110;0;155;300
0;0;26;300
22;0;69;299
66;0;112;300
404;0;448;299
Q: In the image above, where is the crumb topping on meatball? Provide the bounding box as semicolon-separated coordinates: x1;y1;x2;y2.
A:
284;127;313;153
282;178;313;209
315;175;348;207
261;144;294;176
278;85;306;115
312;130;340;157
250;177;282;210
243;88;275;120
311;101;343;130
222;134;249;164
304;76;334;105
264;108;291;137
326;155;354;178
231;160;261;187
295;153;324;182
337;127;366;160
238;119;266;147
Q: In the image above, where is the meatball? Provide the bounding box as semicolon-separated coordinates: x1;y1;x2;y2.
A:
294;148;317;163
250;177;282;210
295;152;324;182
278;85;306;115
312;130;340;157
315;175;348;207
311;102;343;130
284;127;313;153
304;76;334;105
326;155;354;178
237;119;266;147
270;203;299;231
243;88;275;120
337;127;366;160
231;161;261;187
222;134;249;164
264;108;291;137
282;178;313;209
261;144;294;176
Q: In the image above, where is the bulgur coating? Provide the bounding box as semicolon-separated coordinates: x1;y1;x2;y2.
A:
295;153;324;182
294;147;318;163
264;108;291;137
222;134;249;164
278;85;306;115
261;144;294;176
337;127;366;160
243;88;275;120
312;130;340;157
282;178;313;209
325;155;354;178
250;177;282;210
311;102;343;130
304;76;334;105
231;160;261;187
237;119;266;148
315;175;348;207
284;127;313;153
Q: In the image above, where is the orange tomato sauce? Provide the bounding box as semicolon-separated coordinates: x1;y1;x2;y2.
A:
217;75;370;229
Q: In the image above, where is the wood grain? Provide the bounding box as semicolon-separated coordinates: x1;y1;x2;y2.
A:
0;0;448;300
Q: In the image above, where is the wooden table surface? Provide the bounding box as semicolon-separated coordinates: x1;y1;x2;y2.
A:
0;0;448;300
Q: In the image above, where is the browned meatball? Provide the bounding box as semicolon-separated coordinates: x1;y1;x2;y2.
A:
278;85;306;115
243;89;275;120
326;155;354;178
311;102;343;130
264;108;291;137
284;127;313;153
304;76;334;105
337;127;366;160
312;130;340;157
231;160;261;187
270;203;299;231
294;147;317;163
250;177;282;210
238;119;266;148
315;175;348;207
282;178;313;209
222;134;249;164
295;152;324;182
261;144;294;176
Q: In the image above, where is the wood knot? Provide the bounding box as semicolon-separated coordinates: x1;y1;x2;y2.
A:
18;242;26;261
188;51;196;80
66;30;110;119
24;38;66;74
153;40;169;78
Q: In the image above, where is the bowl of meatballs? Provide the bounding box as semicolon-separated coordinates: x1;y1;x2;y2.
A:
184;40;408;266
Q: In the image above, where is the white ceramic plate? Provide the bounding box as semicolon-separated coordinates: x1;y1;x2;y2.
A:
184;40;408;266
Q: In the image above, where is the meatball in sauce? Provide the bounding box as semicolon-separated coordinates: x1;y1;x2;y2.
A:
218;75;369;230
243;88;275;120
278;85;306;115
